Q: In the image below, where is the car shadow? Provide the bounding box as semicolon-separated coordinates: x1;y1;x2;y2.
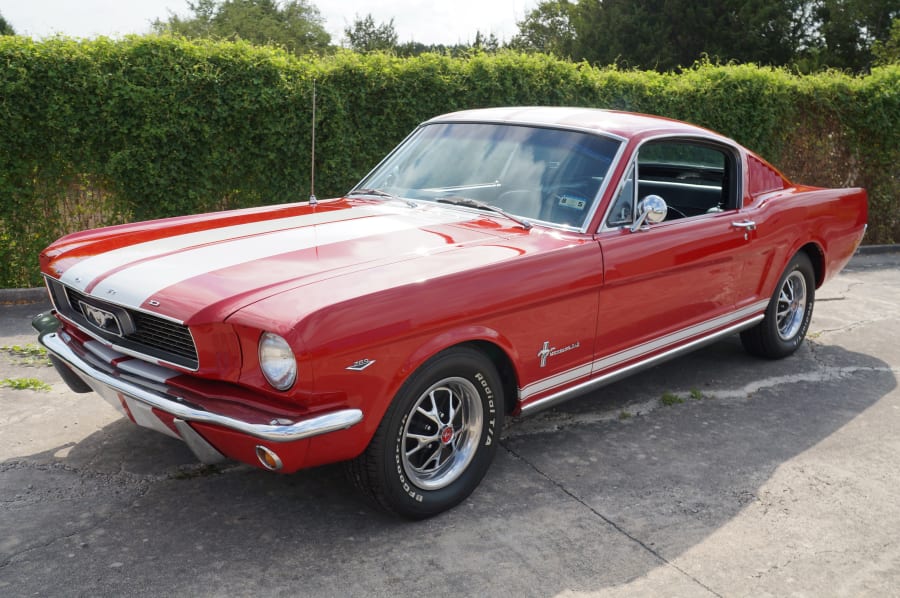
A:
0;339;894;596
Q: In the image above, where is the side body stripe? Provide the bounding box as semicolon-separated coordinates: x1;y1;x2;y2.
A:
519;299;770;401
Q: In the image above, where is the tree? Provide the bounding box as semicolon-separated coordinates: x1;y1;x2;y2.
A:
0;11;15;35
580;0;810;69
472;31;501;53
872;18;900;64
513;0;898;71
811;0;899;69
343;14;398;52
395;41;432;57
508;0;578;57
152;0;331;55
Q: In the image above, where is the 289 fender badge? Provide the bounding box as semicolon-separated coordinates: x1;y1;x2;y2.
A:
538;340;581;367
347;358;376;371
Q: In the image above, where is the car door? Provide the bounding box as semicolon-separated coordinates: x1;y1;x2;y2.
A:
593;138;754;374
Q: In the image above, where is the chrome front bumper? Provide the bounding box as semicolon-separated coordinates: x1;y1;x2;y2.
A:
36;324;363;454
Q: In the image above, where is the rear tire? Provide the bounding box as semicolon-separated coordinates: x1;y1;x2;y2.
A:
346;347;503;519
741;252;815;359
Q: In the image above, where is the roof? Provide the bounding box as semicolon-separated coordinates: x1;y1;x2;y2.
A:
427;107;730;143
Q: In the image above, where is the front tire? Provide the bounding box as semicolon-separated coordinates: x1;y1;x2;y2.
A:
346;347;504;519
741;252;815;359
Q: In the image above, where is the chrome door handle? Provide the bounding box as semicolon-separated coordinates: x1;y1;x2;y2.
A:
732;220;756;240
731;220;757;231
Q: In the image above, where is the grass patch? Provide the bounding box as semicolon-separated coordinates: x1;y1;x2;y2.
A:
689;388;705;400
660;391;684;406
618;410;632;420
1;344;53;367
1;377;52;391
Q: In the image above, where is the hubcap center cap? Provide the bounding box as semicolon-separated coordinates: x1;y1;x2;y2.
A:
440;426;454;444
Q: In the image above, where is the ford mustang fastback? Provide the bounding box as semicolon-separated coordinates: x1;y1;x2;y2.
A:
34;107;867;518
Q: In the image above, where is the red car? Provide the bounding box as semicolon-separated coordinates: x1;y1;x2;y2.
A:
34;107;867;518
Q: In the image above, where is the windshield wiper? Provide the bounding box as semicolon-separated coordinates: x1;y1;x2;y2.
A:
436;196;532;230
347;188;417;208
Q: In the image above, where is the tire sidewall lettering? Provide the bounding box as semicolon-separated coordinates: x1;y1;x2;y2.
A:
474;372;497;447
388;358;502;512
394;412;424;502
783;263;814;349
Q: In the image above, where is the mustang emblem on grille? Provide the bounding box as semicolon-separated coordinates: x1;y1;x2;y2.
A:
79;302;122;336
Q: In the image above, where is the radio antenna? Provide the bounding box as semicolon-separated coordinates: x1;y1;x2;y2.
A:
309;79;318;206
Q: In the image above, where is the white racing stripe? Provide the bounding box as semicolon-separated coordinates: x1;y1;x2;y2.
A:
589;300;769;372
88;209;471;309
61;206;383;293
517;363;593;399
519;299;770;400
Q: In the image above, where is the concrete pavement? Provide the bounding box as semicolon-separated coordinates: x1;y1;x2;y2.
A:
1;252;898;597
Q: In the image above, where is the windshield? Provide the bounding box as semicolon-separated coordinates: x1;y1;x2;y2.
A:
355;122;622;230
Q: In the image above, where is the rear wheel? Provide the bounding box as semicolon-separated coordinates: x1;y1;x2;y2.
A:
741;252;815;359
346;347;503;519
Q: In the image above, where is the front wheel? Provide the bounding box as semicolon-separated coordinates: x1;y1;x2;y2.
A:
346;347;504;519
741;252;815;359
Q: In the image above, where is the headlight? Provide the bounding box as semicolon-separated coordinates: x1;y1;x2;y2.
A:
258;332;297;391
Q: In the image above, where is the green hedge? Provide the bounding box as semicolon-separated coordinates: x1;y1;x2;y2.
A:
1;36;897;287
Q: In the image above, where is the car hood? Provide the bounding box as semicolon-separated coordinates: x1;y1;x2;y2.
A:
41;198;524;323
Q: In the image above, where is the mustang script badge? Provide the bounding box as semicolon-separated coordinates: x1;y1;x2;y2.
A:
538;340;581;367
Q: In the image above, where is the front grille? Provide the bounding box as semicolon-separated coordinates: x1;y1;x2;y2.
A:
129;311;197;362
46;278;199;370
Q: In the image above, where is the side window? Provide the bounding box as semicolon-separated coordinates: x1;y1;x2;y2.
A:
636;140;736;219
606;163;635;227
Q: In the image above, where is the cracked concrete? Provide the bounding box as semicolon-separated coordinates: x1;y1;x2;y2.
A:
1;251;898;597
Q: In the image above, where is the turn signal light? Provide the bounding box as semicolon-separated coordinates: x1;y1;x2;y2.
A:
255;445;283;471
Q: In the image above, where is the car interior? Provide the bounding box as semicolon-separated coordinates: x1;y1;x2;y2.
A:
605;139;738;228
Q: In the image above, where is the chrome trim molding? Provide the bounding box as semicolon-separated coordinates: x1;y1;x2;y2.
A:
597;133;744;232
520;313;765;416
519;299;769;404
577;140;628;234
592;300;768;373
38;331;363;443
521;363;593;400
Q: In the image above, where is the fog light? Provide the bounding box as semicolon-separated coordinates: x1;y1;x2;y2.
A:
255;445;283;471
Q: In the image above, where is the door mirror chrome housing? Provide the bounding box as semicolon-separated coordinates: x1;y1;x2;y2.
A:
630;195;668;232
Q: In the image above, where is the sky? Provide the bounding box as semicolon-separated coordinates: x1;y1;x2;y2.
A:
0;0;538;46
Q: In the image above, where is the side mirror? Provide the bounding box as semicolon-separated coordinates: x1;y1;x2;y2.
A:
630;195;667;232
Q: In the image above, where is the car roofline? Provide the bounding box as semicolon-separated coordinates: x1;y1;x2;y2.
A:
426;107;728;143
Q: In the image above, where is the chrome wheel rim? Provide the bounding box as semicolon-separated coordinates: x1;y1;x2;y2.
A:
401;377;484;491
776;271;807;340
